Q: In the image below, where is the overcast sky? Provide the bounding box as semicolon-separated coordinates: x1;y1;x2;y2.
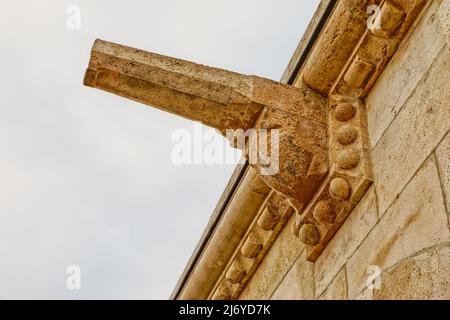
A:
0;0;319;299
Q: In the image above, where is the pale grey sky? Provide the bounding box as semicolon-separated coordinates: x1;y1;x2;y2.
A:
0;0;319;299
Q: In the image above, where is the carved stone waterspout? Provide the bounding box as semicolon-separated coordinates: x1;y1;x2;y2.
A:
84;39;328;207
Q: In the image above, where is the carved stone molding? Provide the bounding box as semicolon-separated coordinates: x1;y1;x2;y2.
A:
85;39;329;210
329;0;428;98
292;98;373;261
83;0;431;300
290;0;429;262
208;191;294;300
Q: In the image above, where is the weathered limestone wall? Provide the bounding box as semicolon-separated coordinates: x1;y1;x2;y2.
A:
240;0;450;300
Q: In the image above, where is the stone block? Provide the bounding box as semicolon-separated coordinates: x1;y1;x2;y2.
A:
314;187;378;297
239;217;305;299
440;0;450;45
270;251;314;300
318;268;347;300
436;132;450;215
346;158;449;298
374;244;450;299
372;47;450;215
367;0;446;147
355;288;373;300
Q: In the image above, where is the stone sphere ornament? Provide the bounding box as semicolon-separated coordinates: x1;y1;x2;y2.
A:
335;103;356;122
329;177;351;200
299;223;320;245
337;125;358;145
313;200;335;224
338;149;360;170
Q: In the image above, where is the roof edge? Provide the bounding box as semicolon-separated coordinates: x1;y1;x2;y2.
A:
170;0;336;300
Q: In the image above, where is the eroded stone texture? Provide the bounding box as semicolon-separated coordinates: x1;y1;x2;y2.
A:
367;0;447;147
355;288;373;300
257;205;281;231
337;149;361;170
211;193;295;300
436;132;450;215
329;177;351;200
372;46;450;216
241;232;263;259
318;268;348;300
313;200;335;224
370;0;406;38
314;187;378;297
374;244;450;299
212;285;232;300
84;39;328;209
270;251;314;300
343;55;375;89
303;0;381;93
336;125;359;145
294;97;374;262
335;103;356;122
85;0;449;301
298;223;320;245
239;217;305;299
226;260;246;284
332;0;428;98
346;158;449;299
440;0;450;45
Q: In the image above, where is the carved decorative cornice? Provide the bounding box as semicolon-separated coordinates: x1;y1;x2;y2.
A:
174;166;272;299
291;0;428;262
203;0;430;299
83;0;430;300
85;39;329;209
210;191;294;300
